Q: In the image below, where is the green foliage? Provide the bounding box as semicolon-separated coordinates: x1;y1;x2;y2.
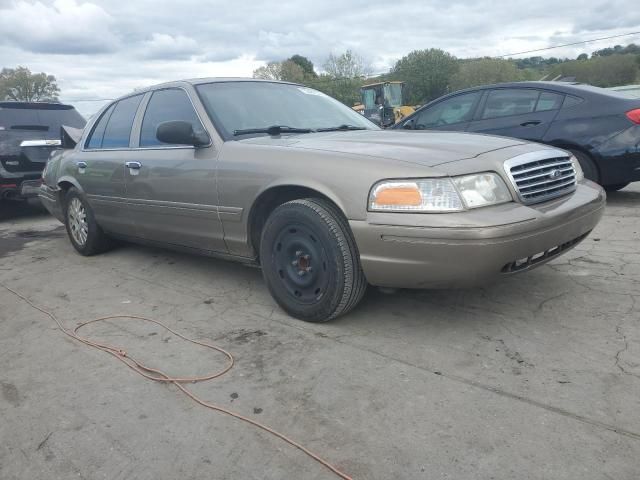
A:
390;49;459;104
288;55;317;78
549;54;639;87
305;75;362;106
592;43;640;57
450;58;527;90
0;66;60;102
252;59;306;83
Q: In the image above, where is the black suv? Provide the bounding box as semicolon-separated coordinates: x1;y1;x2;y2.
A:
394;82;640;191
1;102;85;200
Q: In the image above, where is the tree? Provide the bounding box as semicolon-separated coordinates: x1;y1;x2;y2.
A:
390;49;459;104
253;59;306;83
0;66;60;102
288;55;317;78
280;60;306;83
252;61;283;80
549;54;639;87
450;58;526;90
323;50;370;79
577;53;589;61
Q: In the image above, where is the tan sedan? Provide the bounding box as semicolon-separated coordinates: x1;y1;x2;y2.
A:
40;79;605;321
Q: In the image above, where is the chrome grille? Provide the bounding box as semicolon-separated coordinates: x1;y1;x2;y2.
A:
504;151;577;204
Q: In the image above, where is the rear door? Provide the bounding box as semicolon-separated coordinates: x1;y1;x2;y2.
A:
401;91;482;132
74;94;144;235
467;88;563;141
124;87;225;252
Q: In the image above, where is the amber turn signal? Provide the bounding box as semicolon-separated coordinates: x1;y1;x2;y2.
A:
373;185;422;206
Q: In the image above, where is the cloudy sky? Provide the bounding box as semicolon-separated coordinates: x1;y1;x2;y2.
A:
1;0;639;116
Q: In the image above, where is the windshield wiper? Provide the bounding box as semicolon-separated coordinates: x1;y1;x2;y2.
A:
316;124;367;132
233;125;313;136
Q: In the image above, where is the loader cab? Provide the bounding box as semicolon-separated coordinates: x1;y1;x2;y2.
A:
359;82;405;127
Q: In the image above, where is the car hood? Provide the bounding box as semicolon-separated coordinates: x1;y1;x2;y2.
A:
239;130;527;167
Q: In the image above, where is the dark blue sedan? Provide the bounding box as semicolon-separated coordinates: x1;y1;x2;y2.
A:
394;81;640;191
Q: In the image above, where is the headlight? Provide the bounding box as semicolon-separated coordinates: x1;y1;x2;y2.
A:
452;173;512;208
369;178;464;212
569;154;584;182
369;173;512;212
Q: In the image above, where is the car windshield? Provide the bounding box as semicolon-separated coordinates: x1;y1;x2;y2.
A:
196;81;379;138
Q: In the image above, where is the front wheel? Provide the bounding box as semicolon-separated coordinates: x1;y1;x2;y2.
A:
259;198;367;322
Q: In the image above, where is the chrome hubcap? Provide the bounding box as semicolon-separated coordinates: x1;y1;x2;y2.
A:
68;197;88;246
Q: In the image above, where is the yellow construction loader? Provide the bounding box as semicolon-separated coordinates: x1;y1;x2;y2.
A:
353;81;415;127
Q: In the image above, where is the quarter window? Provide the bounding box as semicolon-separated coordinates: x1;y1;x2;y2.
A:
86;103;115;149
562;95;584;108
536;92;564;112
140;89;203;147
481;89;539;119
413;91;481;129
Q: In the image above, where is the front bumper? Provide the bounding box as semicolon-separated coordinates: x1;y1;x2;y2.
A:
350;181;605;289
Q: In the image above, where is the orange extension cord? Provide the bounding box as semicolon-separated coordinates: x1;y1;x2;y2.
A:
2;283;353;480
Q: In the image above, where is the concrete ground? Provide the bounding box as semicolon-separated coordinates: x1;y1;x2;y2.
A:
0;187;639;480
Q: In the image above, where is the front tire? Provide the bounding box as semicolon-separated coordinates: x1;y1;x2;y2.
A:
604;183;629;192
259;198;367;322
64;187;113;256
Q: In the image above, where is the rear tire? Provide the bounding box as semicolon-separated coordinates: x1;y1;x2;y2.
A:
64;187;113;256
604;183;629;192
568;149;598;183
259;198;367;322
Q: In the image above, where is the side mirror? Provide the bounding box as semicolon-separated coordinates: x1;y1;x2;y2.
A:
156;121;210;147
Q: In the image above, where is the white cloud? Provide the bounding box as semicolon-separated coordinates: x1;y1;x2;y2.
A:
0;0;638;116
0;0;118;54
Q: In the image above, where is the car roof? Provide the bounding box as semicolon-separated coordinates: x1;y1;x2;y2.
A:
122;77;300;97
443;81;627;97
0;101;76;110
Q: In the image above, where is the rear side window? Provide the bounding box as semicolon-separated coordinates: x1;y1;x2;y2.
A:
536;92;564;112
100;95;143;149
140;89;202;147
481;89;539;119
86;103;115;149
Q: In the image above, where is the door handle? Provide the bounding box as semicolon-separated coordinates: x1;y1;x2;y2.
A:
77;161;87;169
520;120;541;127
125;161;142;170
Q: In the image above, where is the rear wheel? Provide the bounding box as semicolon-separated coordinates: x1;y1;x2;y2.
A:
568;149;599;183
259;198;367;322
64;187;113;256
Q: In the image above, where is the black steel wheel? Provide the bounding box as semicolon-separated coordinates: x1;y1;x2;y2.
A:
260;198;367;322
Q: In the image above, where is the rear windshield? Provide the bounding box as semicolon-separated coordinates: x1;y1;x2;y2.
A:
0;103;86;140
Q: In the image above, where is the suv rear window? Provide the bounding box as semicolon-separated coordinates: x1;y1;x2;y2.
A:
0;103;85;140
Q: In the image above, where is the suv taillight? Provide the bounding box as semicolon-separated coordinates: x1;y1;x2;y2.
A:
626;109;640;124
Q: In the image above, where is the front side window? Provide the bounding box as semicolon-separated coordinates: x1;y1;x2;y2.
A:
140;89;203;147
100;94;143;149
481;89;539;119
196;82;377;138
413;91;481;128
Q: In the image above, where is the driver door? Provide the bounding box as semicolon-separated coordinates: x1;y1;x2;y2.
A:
403;91;482;132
